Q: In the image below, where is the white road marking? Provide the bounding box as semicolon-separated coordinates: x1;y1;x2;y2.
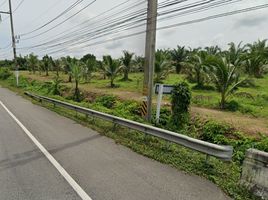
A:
0;101;93;200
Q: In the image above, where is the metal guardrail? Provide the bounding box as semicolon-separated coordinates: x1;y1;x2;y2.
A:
25;92;233;161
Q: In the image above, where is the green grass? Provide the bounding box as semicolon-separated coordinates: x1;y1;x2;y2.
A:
20;71;268;118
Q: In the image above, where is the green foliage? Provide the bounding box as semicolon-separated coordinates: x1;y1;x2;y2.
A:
103;55;122;87
170;82;191;129
154;50;173;83
170;45;188;74
121;50;134;81
95;95;117;109
47;76;63;95
0;68;12;80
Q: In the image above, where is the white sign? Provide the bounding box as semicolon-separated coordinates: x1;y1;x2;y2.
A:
155;84;174;95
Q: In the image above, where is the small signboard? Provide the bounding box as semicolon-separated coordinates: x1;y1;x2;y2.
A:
155;84;174;95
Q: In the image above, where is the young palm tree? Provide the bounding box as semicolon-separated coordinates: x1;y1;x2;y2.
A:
121;50;134;81
133;56;145;72
154;50;173;83
206;56;245;109
103;55;122;88
186;50;208;88
170;46;188;74
204;45;221;55
70;60;83;101
82;59;95;83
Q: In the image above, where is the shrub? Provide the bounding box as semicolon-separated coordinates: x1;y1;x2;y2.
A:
170;82;191;129
0;68;12;80
95;95;117;109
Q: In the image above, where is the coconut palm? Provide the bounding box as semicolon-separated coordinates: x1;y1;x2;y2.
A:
121;50;134;81
103;55;122;88
154;50;173;83
82;59;95;83
133;56;145;72
206;56;245;109
170;46;188;74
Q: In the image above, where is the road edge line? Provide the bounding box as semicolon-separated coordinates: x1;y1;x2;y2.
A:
0;101;93;200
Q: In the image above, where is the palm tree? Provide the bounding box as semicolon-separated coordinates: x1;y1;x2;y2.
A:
204;45;221;55
154;50;173;83
121;50;134;81
27;53;38;74
42;55;50;76
206;56;245;109
103;55;122;88
170;46;188;74
186;50;208;88
82;59;95;83
70;60;83;101
133;56;145;72
245;39;268;78
226;42;246;66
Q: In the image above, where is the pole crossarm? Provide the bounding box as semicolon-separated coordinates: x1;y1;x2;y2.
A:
0;11;10;14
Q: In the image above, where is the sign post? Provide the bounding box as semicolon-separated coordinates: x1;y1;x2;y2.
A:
155;84;175;123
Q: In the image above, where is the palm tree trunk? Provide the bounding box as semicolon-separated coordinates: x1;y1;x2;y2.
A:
220;92;226;109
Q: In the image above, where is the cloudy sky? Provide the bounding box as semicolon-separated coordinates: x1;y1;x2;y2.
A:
0;0;268;60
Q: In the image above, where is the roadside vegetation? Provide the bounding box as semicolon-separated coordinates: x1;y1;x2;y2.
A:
1;39;268;200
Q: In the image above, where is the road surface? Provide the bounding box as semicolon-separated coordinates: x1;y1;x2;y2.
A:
0;87;231;200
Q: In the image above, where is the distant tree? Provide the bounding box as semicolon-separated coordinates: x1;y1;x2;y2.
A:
27;54;39;74
121;50;134;81
154;50;173;83
186;50;208;88
204;45;221;55
133;55;145;72
103;55;122;88
17;55;27;70
225;42;246;67
170;46;188;74
81;53;96;63
70;60;83;101
245;39;268;78
82;59;95;83
42;55;50;76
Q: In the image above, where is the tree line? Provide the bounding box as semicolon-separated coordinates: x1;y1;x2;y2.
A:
3;39;268;107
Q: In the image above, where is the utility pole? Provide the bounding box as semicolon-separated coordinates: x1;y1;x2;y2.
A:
0;0;18;85
143;0;158;122
8;0;19;86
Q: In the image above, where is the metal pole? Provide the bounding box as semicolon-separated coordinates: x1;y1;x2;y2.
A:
143;0;157;122
8;0;18;86
156;84;163;124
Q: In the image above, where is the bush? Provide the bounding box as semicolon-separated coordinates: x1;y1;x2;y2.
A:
0;68;12;80
95;95;117;109
170;82;191;129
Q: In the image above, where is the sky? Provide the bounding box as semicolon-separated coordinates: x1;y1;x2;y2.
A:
0;0;268;60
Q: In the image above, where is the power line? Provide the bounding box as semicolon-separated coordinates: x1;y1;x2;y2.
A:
19;0;238;52
43;2;268;56
20;0;85;36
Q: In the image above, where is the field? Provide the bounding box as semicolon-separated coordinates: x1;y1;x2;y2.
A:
20;71;268;136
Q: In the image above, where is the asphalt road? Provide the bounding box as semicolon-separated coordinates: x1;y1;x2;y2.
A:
0;87;231;200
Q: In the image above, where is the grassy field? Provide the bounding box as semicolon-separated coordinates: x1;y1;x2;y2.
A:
20;71;268;136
